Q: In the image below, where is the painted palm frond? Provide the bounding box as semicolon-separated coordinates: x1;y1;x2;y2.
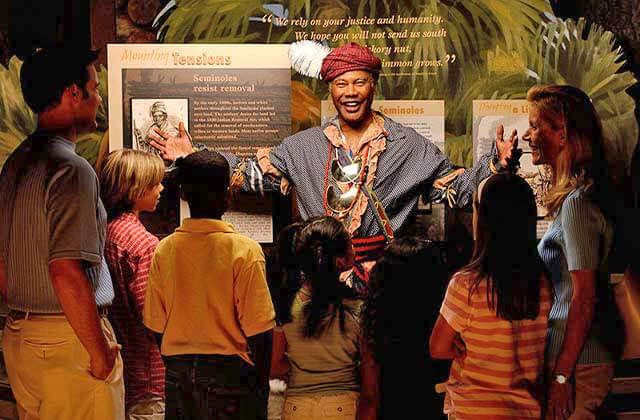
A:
97;64;110;131
310;0;349;26
0;127;26;169
452;0;551;51
356;0;392;18
76;132;104;167
286;0;312;21
445;133;473;167
0;57;35;168
159;0;270;43
390;0;550;63
0;56;109;169
0;57;36;134
449;71;531;138
523;17;638;173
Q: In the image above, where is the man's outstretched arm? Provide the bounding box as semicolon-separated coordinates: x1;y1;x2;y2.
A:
148;121;193;161
148;122;288;194
428;125;519;208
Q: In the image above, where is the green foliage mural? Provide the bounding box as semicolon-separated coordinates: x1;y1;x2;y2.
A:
0;1;637;174
157;0;637;170
158;0;553;105
0;57;35;166
525;18;638;181
0;58;109;168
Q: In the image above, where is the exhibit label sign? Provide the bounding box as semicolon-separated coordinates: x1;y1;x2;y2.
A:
472;99;551;237
107;44;291;242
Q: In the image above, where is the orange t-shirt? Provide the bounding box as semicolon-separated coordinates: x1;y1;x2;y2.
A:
440;272;551;419
143;218;275;364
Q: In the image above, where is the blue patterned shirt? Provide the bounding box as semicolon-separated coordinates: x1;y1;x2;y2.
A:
538;186;615;365
222;115;493;237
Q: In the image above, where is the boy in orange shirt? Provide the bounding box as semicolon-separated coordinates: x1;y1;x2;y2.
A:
143;150;275;419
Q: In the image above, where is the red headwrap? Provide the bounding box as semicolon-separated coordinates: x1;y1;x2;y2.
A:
320;43;382;82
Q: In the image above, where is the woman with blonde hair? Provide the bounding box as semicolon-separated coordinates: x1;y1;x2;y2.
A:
100;149;166;419
524;85;620;420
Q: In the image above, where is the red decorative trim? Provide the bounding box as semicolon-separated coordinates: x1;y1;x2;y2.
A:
352;234;386;264
353;264;367;282
353;244;385;253
352;235;387;245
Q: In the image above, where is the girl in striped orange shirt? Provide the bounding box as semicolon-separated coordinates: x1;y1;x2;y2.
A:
430;173;551;419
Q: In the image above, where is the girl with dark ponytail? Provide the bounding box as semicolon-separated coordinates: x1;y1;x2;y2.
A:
270;216;378;420
296;216;356;338
272;221;307;326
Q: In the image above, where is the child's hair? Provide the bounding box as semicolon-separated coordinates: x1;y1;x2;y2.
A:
176;150;230;216
463;173;546;320
295;216;356;338
274;221;307;325
362;237;446;363
100;149;165;220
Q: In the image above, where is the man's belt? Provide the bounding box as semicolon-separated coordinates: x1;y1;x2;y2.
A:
8;306;110;320
352;234;387;263
350;234;388;286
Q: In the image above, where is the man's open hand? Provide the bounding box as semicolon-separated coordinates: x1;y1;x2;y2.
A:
495;124;519;168
148;121;193;161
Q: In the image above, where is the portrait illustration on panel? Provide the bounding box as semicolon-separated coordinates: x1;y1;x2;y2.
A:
131;98;189;155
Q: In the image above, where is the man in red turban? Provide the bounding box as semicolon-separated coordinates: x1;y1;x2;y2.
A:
320;42;382;82
149;41;518;275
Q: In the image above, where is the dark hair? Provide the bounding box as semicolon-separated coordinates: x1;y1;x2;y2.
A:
273;221;307;325
464;173;546;320
362;237;446;363
20;47;99;113
295;216;356;338
176;150;230;217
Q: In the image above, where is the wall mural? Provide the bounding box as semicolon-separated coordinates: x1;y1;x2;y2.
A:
0;0;637;182
117;0;162;43
0;60;109;168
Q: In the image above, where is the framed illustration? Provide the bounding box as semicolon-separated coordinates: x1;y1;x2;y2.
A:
518;152;551;219
472;100;551;237
130;98;189;155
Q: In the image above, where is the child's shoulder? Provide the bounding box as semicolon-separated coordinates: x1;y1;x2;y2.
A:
222;232;266;263
229;232;263;249
449;270;476;289
154;232;177;254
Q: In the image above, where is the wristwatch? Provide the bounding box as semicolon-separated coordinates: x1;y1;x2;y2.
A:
554;373;569;385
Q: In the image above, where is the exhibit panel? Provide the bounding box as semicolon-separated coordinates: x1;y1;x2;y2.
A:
108;43;291;242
